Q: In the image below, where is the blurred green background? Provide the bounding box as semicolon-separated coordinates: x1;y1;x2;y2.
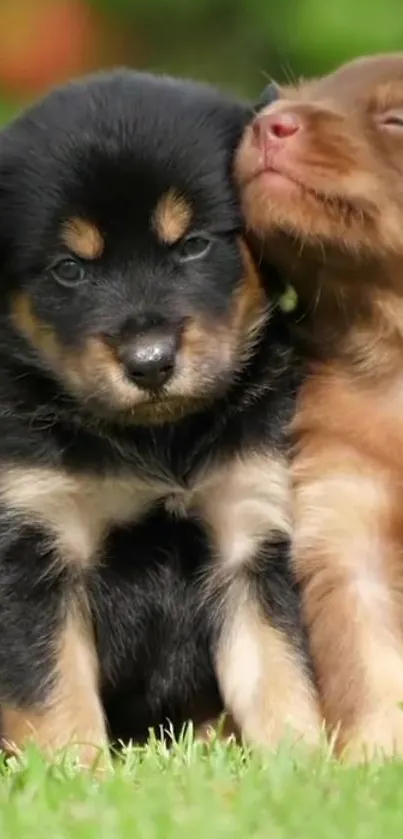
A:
0;0;402;121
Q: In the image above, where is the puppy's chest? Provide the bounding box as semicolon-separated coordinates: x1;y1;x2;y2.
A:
0;466;186;568
0;450;291;573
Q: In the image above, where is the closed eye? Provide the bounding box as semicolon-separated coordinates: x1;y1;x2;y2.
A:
379;109;403;129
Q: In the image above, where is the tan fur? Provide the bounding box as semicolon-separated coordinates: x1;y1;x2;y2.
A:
194;451;322;747
1;603;107;768
232;241;268;342
11;293;183;418
61;218;104;260
0;465;167;571
12;292;64;370
10;239;267;424
152;190;192;244
176;239;267;399
194;714;238;742
236;54;403;760
0;451;290;574
0;450;291;576
215;591;321;747
0;450;321;754
196;452;292;573
11;292;139;408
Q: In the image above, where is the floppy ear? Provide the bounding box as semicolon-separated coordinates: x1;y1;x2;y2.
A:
0;145;15;278
0;131;44;285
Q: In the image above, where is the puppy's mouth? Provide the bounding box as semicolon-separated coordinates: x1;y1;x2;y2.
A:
82;367;231;425
127;394;211;424
242;164;303;190
92;390;214;426
243;163;359;215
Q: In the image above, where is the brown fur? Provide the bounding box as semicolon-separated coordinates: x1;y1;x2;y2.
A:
1;603;108;768
152;190;192;244
293;366;403;758
236;53;403;760
61;218;104;260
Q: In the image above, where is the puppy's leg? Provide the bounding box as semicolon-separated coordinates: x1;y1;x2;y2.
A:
194;713;238;743
294;439;403;760
213;569;321;748
0;528;107;767
2;606;107;768
197;453;322;749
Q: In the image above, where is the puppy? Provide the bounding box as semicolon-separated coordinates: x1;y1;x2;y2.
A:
236;53;403;760
0;70;321;764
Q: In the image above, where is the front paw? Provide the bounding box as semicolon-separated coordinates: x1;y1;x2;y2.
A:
338;707;403;762
74;742;112;774
194;713;239;744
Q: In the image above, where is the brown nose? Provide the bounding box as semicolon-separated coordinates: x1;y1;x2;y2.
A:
252;112;300;147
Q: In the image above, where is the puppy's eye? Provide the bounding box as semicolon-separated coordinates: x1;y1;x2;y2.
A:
176;234;212;263
50;258;86;287
380;111;403;129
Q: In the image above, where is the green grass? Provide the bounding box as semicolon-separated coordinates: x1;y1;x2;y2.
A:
1;733;403;838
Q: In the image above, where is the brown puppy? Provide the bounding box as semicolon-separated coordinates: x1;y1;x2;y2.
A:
236;53;403;761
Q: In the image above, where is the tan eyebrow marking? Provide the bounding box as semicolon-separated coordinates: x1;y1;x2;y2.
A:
61;218;104;260
152;190;192;244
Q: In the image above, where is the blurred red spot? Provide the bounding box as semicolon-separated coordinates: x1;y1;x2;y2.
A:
0;0;102;96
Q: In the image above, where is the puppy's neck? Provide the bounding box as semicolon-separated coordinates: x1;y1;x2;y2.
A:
270;233;403;381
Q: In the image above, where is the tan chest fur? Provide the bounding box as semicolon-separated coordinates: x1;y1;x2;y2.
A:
0;452;291;575
0;468;167;570
0;453;323;755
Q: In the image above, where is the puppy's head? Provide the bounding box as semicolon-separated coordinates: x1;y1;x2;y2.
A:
236;54;403;260
0;71;269;424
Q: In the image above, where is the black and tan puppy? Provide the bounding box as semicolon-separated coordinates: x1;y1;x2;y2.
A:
0;70;321;765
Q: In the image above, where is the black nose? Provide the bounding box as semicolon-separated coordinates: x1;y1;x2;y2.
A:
119;328;178;390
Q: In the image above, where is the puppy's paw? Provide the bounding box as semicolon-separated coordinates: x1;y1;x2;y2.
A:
238;699;324;752
339;707;403;762
74;743;112;774
194;714;239;744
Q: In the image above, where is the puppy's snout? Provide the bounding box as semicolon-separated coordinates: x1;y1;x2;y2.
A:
119;328;179;390
252;111;301;148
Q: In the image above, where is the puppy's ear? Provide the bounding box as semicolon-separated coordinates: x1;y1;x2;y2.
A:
0;144;15;275
0;133;42;281
255;82;281;112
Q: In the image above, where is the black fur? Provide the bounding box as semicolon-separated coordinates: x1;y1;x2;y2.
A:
0;70;311;751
